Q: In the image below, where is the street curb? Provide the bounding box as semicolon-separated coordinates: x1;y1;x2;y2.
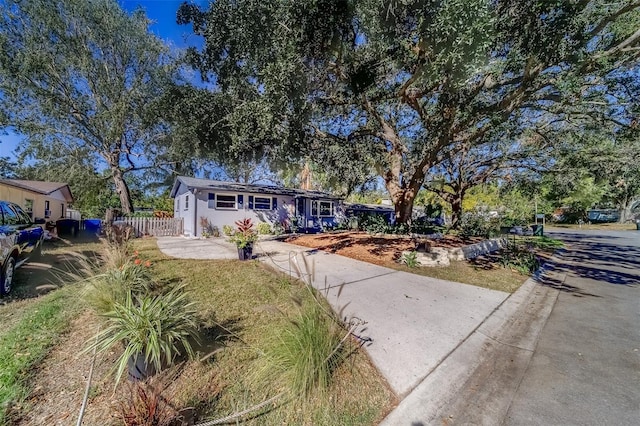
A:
380;269;563;425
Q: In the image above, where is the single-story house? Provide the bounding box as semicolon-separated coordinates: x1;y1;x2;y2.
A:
344;203;395;222
0;179;74;221
170;176;343;237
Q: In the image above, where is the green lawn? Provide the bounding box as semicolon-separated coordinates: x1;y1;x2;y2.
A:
133;238;394;424
392;235;565;293
0;237;394;425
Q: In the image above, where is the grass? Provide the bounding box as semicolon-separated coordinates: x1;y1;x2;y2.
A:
393;260;527;293
547;222;636;231
124;239;395;424
0;288;81;421
391;235;565;293
0;236;393;425
0;237;103;423
252;301;349;400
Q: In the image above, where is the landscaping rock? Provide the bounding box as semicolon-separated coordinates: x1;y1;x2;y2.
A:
403;248;451;267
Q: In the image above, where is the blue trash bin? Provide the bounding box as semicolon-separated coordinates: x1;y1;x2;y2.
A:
84;219;102;233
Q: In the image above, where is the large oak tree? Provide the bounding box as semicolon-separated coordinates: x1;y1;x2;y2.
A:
178;0;640;223
0;0;174;214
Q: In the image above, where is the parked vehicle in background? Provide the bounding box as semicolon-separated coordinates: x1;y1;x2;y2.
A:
0;201;45;295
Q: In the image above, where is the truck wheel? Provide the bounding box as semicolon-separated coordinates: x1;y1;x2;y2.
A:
1;256;16;296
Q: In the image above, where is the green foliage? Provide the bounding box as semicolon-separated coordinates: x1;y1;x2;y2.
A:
499;243;540;275
0;0;176;213
458;212;500;239
400;251;419;268
222;225;234;236
85;260;152;316
0;290;78;422
358;213;389;234
256;222;273;235
177;0;640;224
87;284;199;386
252;302;348;399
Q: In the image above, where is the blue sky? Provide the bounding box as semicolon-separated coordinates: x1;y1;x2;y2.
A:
0;0;205;162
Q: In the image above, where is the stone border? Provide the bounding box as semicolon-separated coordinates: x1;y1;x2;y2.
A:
403;237;508;267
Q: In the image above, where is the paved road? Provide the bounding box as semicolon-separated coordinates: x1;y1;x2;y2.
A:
505;230;640;425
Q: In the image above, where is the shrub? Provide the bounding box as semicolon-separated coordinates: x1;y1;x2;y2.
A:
222;224;234;236
499;243;541;274
500;217;529;228
256;222;272;235
400;251;419;268
358;213;389;234
200;217;220;238
104;223;136;246
458;212;500;238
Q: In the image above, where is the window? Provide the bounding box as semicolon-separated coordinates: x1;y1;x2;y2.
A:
185;195;189;210
1;204;21;225
12;205;31;224
44;200;50;218
216;194;237;209
311;201;334;217
208;193;215;209
254;196;272;210
24;199;33;217
61;203;65;218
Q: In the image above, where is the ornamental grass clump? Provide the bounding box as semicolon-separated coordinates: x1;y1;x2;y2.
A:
85;250;153;316
253;301;349;399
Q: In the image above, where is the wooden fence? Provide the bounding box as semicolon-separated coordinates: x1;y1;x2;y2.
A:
114;217;184;237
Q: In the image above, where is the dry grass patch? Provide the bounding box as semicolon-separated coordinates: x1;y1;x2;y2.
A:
392;260;527;293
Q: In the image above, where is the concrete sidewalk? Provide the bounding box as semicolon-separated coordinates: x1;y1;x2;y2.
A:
157;236;512;400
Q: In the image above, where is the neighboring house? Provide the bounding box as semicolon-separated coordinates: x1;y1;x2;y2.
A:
170;176;342;237
344;203;395;223
0;179;74;221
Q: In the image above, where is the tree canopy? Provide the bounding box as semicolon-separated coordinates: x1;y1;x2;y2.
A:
0;0;176;214
178;0;640;223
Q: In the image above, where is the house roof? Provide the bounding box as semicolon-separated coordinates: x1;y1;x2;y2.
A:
170;176;342;200
344;203;395;213
0;179;74;202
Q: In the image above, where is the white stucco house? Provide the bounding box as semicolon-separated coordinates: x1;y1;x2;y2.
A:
170;176;343;237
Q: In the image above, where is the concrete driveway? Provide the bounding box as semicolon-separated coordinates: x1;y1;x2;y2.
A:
157;236;516;400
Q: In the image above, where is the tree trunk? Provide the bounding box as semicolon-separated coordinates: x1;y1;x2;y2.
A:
110;164;133;215
450;196;463;229
618;196;639;223
394;195;415;224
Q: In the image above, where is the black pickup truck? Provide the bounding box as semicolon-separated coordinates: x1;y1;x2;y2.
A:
0;201;44;295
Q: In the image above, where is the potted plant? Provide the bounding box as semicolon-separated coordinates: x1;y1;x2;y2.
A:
86;284;199;384
229;218;258;260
